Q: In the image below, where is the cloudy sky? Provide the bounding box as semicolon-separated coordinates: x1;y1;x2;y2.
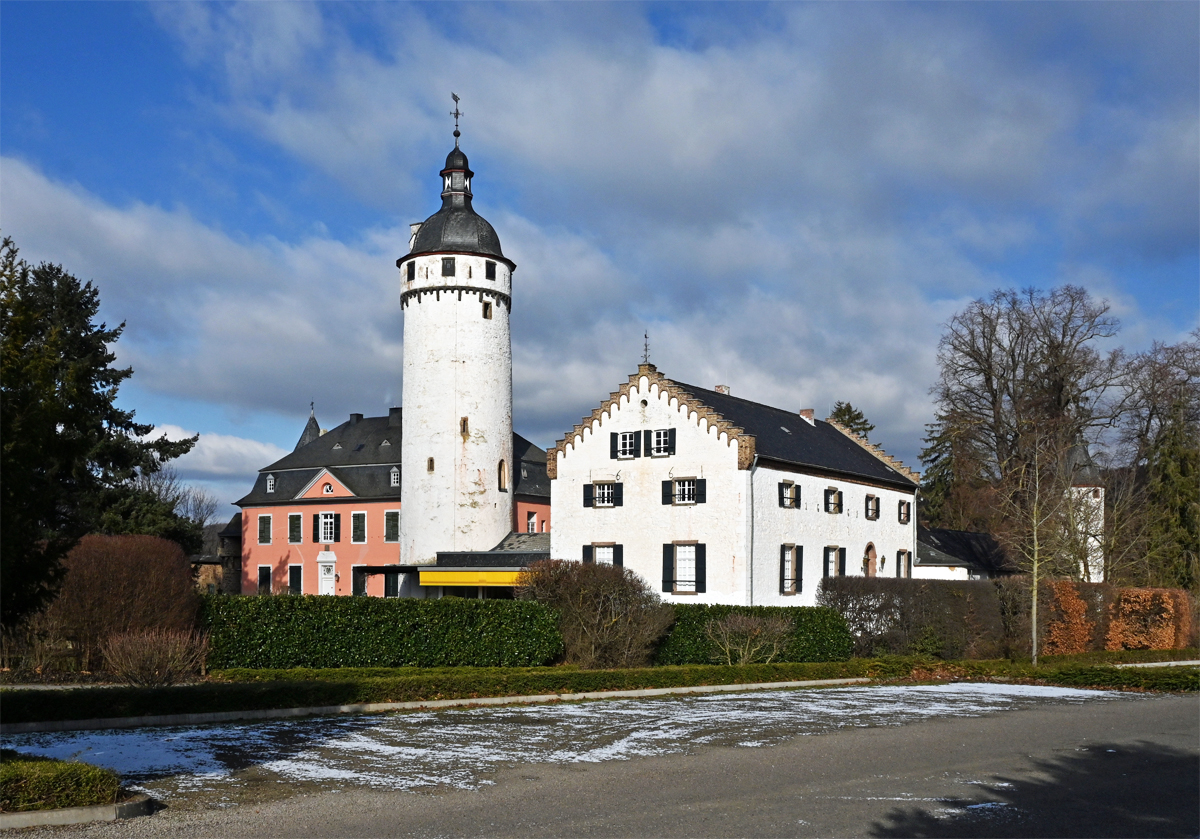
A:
3;2;1197;519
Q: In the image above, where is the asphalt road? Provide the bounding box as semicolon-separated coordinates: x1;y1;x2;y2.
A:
22;692;1199;838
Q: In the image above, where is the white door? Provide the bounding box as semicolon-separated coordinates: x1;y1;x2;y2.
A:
319;562;335;595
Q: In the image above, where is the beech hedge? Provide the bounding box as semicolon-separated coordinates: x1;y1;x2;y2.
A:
654;604;852;665
201;595;563;669
0;751;121;812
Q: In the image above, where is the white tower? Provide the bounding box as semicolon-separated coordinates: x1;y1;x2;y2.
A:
398;129;515;565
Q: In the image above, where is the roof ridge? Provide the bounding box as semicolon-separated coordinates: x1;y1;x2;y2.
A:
824;418;921;483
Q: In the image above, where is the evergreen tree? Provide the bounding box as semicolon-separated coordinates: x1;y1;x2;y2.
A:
1144;398;1200;593
0;238;196;627
829;401;875;441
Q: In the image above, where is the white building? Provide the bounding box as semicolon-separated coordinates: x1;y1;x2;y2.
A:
549;364;921;606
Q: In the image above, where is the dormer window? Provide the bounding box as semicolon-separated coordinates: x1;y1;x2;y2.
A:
323;483;334;495
266;474;275;493
390;467;400;488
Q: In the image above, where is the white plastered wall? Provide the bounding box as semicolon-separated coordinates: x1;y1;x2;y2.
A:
550;376;747;604
400;252;514;566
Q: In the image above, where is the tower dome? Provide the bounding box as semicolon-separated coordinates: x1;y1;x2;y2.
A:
408;145;507;261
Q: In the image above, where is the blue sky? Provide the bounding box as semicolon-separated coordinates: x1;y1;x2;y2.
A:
3;2;1197;519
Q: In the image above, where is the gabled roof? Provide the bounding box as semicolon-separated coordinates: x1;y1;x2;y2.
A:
262;412;402;472
548;364;919;490
917;526;1017;575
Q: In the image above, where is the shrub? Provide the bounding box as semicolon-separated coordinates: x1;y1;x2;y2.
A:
40;535;199;671
516;560;675;668
655;605;852;665
0;750;120;812
201;594;562;668
101;629;209;686
704;613;793;665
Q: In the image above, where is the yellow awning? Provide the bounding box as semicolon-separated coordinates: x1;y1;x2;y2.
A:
419;570;522;587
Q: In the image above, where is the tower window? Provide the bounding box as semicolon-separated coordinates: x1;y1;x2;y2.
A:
442;257;456;277
460;417;469;436
427;457;435;473
498;460;507;491
485;261;496;280
482;301;493;319
406;261;415;281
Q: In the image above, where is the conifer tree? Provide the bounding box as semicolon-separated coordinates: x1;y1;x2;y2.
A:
829;401;875;441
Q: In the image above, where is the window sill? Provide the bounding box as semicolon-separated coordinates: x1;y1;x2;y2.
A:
671;590;699;596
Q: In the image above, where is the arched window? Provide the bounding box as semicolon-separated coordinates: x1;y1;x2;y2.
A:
323;483;334;495
390;466;400;488
498;460;507;491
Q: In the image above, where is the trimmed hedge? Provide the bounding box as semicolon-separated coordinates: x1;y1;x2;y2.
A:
201;595;563;669
654;605;852;665
0;750;120;812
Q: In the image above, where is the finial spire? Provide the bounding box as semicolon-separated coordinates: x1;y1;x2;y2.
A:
450;93;463;147
642;332;651;364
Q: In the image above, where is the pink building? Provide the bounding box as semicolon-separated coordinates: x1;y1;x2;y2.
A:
236;407;550;596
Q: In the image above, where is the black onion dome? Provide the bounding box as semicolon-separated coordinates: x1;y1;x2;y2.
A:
409;144;507;261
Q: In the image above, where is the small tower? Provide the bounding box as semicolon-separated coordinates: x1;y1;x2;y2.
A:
396;120;515;565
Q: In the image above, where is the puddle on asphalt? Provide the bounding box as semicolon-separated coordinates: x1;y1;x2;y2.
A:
2;683;1137;809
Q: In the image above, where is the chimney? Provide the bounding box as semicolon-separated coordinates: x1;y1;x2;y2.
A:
349;413;363;426
799;409;815;426
714;385;730;395
388;406;402;427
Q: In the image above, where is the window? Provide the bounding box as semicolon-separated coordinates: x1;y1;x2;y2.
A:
406;261;415;281
823;546;847;578
384;571;400;598
590;482;619;507
257;566;271;595
427;457;435;473
257;514;272;545
778;482;798;508
390;466;400;488
352;567;367;597
780;545;802;594
865;495;880;520
351;512;367;544
611;431;640;459
648;428;676;457
583;544;623;566
460;417;469;436
288;565;302;594
266;474;275;493
663;543;706;594
315;511;339;544
824;488;843;514
442;257;456;277
288;513;302;544
384;511;400;542
482;301;493;319
527;511;537;533
498;460;507;491
485;260;496;280
898;500;912;524
323;483;334;495
663;478;706;505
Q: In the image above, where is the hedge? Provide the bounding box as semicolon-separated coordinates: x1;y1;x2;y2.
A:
0;750;121;812
201;595;563;669
654;604;852;665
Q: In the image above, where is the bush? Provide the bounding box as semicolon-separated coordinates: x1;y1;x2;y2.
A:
101;629;209;686
38;535;199;671
704;613;793;665
0;750;120;812
516;560;675;668
655;605;852;665
201;594;562;668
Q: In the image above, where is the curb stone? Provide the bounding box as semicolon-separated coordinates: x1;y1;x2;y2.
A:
1111;659;1200;669
0;793;154;830
0;677;871;734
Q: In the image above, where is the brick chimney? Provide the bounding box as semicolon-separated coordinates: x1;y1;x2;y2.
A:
799;409;815;426
714;385;730;395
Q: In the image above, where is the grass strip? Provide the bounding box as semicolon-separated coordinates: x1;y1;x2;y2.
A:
0;750;120;812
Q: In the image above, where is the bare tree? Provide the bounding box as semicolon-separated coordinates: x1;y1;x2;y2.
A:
135;465;219;527
1118;333;1200;464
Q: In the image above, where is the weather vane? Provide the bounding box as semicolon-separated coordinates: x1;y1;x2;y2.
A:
451;93;463;145
643;332;651;364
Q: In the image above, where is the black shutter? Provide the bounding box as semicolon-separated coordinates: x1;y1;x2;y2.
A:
632;432;641;458
644;430;653;456
613;545;623;567
780;545;789;593
896;550;903;578
778;483;787;507
695;544;706;593
838;547;847;577
662;545;673;592
797;546;804;591
583;483;594;507
333;513;341;543
662;480;673;505
696;479;706;504
613;483;623;506
668;428;677;455
824;547;831;578
583;545;594;563
610;432;618;459
313;513;319;543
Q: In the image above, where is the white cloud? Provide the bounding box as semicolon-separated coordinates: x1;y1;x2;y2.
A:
155;424;289;479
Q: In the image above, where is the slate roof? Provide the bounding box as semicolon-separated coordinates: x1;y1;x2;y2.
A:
295;410;322;451
406;145;509;263
916;526;1017;575
673;381;918;490
513;433;550;499
1066;440;1102;487
433;531;550;568
262;412;402;472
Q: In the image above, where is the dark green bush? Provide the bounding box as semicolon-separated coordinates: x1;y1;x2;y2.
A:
0;750;120;811
655;605;852;665
200;595;563;669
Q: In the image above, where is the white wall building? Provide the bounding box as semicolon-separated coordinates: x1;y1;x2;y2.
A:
549;365;921;606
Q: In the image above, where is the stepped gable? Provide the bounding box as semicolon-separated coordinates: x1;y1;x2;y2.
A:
824;418;922;484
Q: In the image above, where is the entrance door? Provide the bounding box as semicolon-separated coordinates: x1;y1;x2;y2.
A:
319;562;335;595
